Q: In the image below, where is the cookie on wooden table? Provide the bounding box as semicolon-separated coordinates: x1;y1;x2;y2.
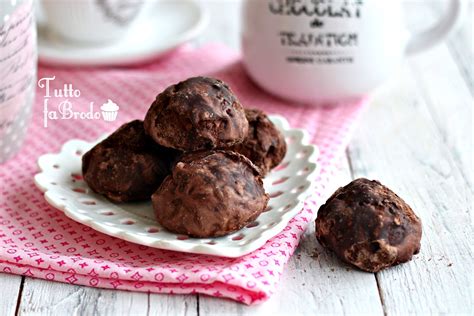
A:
316;178;422;272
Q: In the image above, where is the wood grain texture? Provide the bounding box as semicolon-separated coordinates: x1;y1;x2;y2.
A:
434;1;473;92
408;11;473;188
17;278;197;316
199;159;385;316
18;278;147;316
0;274;23;316
409;43;473;188
347;62;472;314
148;293;197;316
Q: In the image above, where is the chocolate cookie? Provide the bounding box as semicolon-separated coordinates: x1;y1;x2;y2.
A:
82;120;180;203
230;109;286;175
144;76;248;151
152;150;268;238
315;178;422;272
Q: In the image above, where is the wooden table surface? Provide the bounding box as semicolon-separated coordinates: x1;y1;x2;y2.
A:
2;1;472;315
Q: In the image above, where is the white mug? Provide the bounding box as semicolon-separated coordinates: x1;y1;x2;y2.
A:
41;0;145;44
242;0;465;105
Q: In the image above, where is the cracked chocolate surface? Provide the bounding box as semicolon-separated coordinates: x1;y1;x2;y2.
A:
152;150;268;238
144;76;248;151
229;108;286;175
315;178;422;272
82;120;180;202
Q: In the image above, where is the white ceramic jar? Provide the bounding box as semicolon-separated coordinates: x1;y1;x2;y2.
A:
242;0;465;105
0;0;37;163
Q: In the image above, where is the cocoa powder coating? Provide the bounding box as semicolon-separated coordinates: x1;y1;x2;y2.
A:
315;178;422;272
152;150;269;238
230;108;286;175
82;120;180;202
144;76;248;151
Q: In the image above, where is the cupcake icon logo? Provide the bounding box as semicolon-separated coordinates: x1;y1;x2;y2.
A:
38;76;121;127
101;99;119;121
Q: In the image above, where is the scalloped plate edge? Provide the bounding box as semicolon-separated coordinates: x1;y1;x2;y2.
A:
34;115;321;257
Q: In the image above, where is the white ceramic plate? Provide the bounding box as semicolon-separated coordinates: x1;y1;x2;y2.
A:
37;0;209;66
34;115;319;257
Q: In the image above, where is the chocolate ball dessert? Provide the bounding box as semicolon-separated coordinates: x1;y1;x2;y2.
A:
230;108;286;175
152;150;268;238
82;120;180;203
315;178;422;272
144;76;249;151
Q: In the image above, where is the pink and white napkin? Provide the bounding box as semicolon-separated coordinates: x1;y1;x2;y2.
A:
0;44;368;304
